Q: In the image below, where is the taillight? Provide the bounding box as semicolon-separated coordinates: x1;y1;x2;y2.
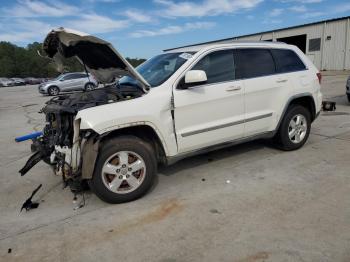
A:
316;72;322;84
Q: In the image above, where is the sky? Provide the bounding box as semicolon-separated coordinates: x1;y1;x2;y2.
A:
0;0;349;58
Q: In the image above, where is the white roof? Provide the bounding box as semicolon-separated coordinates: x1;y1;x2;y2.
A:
165;41;289;53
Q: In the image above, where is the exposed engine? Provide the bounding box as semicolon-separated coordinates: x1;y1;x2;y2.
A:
19;84;143;188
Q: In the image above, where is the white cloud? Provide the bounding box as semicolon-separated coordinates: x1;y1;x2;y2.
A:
269;8;283;17
277;0;323;3
86;0;121;3
332;3;350;14
296;2;350;19
0;18;51;42
289;5;307;12
154;0;263;17
66;14;128;34
1;0;79;18
299;11;324;19
263;18;282;24
130;21;215;38
124;10;153;23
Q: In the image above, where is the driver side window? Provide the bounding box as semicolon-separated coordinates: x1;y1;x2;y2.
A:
192;49;235;84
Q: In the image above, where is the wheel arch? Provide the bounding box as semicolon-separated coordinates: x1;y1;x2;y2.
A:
48;85;60;90
276;93;316;133
100;125;167;163
47;85;60;94
81;124;168;180
84;82;95;88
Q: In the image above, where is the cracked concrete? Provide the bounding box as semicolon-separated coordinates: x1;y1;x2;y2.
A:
0;72;350;262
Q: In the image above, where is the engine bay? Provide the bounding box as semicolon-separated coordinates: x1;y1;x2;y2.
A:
19;83;144;190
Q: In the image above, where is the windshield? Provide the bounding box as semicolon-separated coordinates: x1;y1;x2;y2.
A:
54;74;64;81
119;52;195;88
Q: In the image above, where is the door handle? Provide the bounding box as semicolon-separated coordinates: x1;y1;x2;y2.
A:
226;86;241;91
276;79;288;83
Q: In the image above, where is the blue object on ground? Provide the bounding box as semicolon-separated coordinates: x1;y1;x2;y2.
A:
15;131;43;142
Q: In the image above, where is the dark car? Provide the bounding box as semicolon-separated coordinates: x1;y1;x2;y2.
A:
24;77;42;85
11;78;26;86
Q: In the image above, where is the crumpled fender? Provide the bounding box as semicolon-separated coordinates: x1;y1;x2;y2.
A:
81;136;100;179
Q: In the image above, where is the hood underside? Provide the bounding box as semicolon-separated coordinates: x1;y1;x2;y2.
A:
42;28;150;92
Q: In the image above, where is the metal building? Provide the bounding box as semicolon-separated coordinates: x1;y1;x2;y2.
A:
166;16;350;71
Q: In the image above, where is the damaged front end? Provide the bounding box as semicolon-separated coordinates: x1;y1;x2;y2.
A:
19;86;143;190
18;27;150;192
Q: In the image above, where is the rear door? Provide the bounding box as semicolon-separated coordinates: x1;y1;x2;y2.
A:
173;49;245;153
270;48;308;99
72;73;88;90
234;48;291;137
60;74;76;91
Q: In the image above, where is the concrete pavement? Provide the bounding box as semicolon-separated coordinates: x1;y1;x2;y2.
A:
0;72;350;262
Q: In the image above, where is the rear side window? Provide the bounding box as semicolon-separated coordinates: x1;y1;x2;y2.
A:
77;73;88;78
271;49;306;73
192;49;235;84
62;74;75;80
234;49;275;79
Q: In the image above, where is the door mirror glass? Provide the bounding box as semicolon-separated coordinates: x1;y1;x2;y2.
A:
185;70;207;85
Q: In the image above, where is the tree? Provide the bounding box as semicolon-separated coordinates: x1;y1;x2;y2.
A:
126;57;146;67
0;41;146;78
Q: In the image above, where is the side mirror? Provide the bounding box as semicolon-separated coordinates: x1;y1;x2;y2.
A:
185;70;207;85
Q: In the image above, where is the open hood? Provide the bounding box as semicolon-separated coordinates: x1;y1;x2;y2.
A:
42;28;150;92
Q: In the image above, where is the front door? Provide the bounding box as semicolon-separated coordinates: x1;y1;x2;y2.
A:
173;49;245;153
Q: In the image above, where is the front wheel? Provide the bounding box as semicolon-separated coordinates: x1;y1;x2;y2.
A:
89;136;157;204
274;105;311;151
48;86;59;96
85;83;95;91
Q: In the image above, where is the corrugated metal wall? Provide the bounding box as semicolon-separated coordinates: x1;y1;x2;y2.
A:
213;18;350;71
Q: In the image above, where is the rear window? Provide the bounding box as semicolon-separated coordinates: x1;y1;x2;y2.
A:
64;73;87;80
77;73;88;78
234;49;275;79
270;49;306;73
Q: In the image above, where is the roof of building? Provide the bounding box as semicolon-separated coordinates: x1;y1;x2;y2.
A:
164;15;350;51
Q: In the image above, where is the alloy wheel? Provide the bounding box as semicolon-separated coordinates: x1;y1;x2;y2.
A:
101;151;146;194
288;114;307;144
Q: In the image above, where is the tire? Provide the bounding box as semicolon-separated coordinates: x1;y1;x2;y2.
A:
85;82;95;91
274;105;311;151
89;136;157;204
48;86;59;96
347;94;350;103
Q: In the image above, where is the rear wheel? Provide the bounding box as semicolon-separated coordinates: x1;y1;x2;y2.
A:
48;86;59;96
89;136;157;204
85;83;95;91
274;105;311;151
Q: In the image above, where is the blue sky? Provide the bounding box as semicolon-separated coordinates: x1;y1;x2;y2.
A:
0;0;349;58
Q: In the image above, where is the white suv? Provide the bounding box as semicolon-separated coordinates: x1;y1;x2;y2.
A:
20;28;322;203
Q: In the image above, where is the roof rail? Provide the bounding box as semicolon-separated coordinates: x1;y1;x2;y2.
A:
164;40;287;52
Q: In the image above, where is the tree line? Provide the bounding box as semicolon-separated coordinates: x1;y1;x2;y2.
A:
0;41;146;78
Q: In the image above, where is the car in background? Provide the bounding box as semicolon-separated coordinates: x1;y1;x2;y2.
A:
37;78;49;84
24;77;42;85
0;78;15;87
11;78;26;86
346;75;350;102
38;72;98;95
